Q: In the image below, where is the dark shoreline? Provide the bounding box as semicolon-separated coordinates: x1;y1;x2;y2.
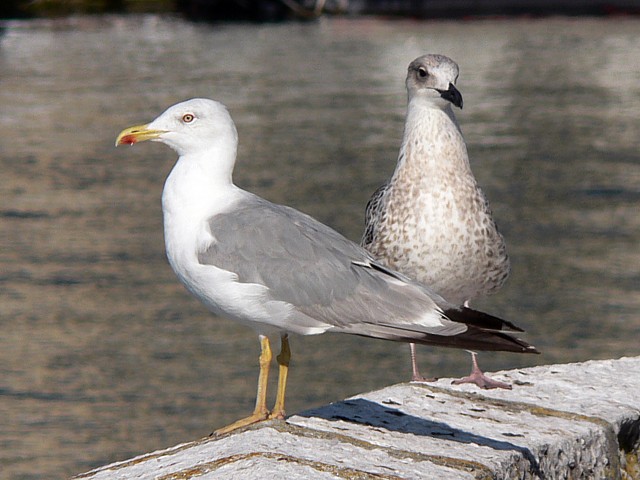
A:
2;0;639;22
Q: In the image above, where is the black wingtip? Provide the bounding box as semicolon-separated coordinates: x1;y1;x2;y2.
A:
444;307;525;333
433;306;539;354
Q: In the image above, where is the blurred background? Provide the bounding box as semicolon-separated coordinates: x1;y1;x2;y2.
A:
2;0;640;20
1;3;639;479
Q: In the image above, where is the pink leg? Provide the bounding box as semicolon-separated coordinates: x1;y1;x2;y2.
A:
452;351;511;390
409;343;436;382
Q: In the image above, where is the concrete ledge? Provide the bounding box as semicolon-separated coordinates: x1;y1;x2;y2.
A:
74;356;640;479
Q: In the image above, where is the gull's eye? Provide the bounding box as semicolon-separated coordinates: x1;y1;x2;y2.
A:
418;67;428;78
182;113;195;123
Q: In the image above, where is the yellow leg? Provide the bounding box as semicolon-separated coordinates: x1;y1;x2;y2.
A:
214;335;272;436
253;335;273;417
270;334;290;420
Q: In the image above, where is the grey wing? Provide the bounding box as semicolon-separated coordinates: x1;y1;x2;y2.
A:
361;182;389;248
199;195;537;353
199;195;456;336
202;195;367;307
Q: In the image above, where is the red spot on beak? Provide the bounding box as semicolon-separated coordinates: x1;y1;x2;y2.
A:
120;134;138;145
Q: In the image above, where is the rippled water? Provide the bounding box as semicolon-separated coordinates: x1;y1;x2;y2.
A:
1;14;638;479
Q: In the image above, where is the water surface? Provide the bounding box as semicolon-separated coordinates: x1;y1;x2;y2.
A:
0;15;639;479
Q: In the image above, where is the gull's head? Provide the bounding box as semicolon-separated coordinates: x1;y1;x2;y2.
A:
406;54;463;109
115;98;238;157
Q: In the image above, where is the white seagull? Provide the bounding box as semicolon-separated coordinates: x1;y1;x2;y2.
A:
362;54;517;389
116;98;537;434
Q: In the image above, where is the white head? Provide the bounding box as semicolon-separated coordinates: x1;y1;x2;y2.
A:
116;98;238;158
405;54;463;110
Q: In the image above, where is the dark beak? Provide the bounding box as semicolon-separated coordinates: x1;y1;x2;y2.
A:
437;83;463;109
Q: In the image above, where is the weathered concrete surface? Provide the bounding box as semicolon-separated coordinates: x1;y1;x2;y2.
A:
74;356;640;479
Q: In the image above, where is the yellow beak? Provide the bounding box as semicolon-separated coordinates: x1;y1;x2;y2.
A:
115;124;167;146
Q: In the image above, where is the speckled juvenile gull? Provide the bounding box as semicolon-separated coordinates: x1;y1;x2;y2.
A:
116;98;536;434
362;54;517;389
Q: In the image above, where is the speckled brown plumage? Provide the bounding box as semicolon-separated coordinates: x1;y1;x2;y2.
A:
362;55;516;387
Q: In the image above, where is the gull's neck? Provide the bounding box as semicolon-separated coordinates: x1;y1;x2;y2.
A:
162;137;240;220
391;98;471;183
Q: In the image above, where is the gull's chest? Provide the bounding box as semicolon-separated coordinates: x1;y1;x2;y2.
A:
368;166;509;303
384;167;485;251
160;167;243;304
162;179;216;270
